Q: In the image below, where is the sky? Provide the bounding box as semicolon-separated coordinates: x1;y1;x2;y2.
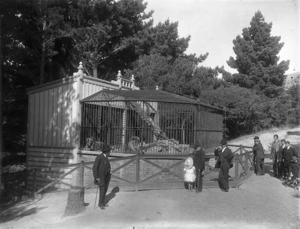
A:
145;0;299;74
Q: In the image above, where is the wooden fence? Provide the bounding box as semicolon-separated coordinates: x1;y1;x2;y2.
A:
4;144;255;199
229;144;254;187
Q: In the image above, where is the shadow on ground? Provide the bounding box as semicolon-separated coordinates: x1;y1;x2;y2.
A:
105;186;120;204
0;201;47;224
264;161;274;177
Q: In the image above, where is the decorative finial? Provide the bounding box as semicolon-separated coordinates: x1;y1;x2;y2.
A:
117;70;122;79
156;85;159;90
78;62;83;75
131;74;135;82
117;70;122;89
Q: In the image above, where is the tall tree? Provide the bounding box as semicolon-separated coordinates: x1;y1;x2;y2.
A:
227;11;289;98
36;0;70;83
70;0;153;80
0;0;38;158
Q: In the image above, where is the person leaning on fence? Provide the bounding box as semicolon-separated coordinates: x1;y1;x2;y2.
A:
271;134;281;178
218;139;234;192
93;143;111;210
253;136;265;176
193;142;206;193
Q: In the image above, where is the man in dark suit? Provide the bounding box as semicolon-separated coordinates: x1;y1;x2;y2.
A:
277;139;286;180
93;143;111;209
283;141;298;181
253;136;265;175
218;139;234;192
193;141;206;192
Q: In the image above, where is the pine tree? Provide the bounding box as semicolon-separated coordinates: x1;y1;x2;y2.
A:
227;11;289;98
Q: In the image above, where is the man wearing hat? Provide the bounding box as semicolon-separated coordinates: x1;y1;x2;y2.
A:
283;141;298;181
193;141;206;192
218;139;234;192
93;143;111;209
253;136;265;175
277;139;287;180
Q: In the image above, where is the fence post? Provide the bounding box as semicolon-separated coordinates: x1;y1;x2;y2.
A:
244;150;249;174
240;146;246;175
79;160;85;189
136;154;140;192
234;153;239;187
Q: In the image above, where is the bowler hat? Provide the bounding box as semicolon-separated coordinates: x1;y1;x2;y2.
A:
254;136;260;140
220;139;227;145
101;143;111;153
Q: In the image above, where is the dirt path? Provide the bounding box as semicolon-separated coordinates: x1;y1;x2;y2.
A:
1;173;299;229
1;127;300;228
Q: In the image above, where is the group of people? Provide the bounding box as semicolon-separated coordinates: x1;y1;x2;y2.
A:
184;139;234;193
92;138;235;210
92;134;299;209
250;134;299;185
270;134;299;184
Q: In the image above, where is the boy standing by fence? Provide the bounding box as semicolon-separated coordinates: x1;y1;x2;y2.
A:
271;134;281;178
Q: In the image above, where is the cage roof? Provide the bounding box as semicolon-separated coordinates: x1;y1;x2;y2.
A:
82;89;224;111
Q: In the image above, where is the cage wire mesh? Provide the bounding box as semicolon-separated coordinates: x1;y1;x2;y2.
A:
80;100;200;155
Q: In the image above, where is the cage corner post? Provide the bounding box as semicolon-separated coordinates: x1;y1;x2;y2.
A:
65;63;85;215
121;101;127;152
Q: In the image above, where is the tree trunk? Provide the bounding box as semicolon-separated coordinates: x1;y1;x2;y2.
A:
64;188;85;216
40;20;46;84
65;161;85;216
92;65;97;78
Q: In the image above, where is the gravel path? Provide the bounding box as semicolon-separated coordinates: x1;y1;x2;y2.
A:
2;127;299;229
1;173;299;229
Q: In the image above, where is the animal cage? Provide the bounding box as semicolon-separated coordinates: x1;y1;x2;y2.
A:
26;63;224;190
80;89;224;155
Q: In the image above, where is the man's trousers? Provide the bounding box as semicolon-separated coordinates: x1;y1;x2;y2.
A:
277;161;284;179
98;174;111;207
283;161;291;180
195;168;203;192
218;162;230;190
256;158;265;175
272;155;278;177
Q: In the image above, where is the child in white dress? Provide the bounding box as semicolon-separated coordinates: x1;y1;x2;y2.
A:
184;157;196;191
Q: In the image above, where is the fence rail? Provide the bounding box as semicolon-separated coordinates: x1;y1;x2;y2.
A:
230;144;254;187
3;144;254;198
